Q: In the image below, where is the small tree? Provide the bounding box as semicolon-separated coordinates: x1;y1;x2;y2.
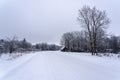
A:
6;37;18;53
77;5;110;55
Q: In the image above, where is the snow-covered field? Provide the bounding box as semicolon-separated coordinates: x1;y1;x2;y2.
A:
0;51;120;80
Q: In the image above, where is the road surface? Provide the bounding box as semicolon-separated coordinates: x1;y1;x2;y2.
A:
1;51;120;80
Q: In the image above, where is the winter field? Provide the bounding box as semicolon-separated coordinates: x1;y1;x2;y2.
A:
0;51;120;80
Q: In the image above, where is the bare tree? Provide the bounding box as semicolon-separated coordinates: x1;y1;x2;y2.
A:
6;37;18;53
77;6;110;55
61;31;88;52
61;32;74;51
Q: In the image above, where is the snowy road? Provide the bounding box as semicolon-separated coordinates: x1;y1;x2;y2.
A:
1;51;120;80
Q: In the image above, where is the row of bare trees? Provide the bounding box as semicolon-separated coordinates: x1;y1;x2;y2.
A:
61;31;120;54
0;38;60;54
61;6;120;55
35;43;60;51
0;38;32;54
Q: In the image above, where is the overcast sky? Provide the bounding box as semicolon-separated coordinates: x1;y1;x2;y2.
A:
0;0;120;44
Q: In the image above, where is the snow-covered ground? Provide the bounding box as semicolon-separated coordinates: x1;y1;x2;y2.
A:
0;51;120;80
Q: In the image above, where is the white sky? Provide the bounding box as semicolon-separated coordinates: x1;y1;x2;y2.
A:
0;0;120;44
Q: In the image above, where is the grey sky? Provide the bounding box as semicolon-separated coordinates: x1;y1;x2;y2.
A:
0;0;120;44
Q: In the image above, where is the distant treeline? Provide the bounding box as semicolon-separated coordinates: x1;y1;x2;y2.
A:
61;31;120;53
0;37;61;54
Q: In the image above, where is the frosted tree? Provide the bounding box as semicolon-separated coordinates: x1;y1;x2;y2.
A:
77;6;110;55
61;31;88;52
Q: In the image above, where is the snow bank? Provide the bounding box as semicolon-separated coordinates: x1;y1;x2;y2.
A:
0;52;38;79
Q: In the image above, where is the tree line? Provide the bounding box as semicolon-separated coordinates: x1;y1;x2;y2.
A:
61;31;120;54
61;5;120;54
0;37;60;54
